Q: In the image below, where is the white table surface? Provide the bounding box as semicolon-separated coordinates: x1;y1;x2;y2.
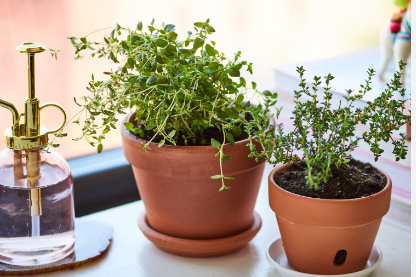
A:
38;163;410;277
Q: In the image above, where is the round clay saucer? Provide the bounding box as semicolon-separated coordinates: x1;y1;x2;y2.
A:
266;238;383;277
137;211;262;257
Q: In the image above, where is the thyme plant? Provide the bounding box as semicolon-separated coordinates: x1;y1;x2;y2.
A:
248;61;411;189
50;19;276;191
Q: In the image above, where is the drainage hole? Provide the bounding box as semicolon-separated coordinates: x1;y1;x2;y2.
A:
333;250;347;265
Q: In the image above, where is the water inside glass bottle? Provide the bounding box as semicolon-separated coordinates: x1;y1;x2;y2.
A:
0;149;75;266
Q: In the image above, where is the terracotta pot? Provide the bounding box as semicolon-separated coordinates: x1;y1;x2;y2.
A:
268;164;391;275
121;113;266;241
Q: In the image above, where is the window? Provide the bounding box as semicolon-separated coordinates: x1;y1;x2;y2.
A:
0;1;400;214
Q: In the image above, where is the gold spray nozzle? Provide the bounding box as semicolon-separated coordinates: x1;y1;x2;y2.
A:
0;42;66;151
17;42;46;138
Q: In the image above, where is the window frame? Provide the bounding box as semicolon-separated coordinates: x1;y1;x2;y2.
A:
68;147;140;216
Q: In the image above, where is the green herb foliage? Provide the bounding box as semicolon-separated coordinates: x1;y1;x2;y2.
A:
248;61;411;189
50;19;274;191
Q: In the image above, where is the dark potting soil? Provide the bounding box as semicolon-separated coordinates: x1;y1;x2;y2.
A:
132;112;255;146
273;159;387;199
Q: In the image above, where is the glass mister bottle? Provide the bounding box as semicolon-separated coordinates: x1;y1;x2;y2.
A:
0;43;75;266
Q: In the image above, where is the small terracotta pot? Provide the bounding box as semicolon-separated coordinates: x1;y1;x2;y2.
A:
121;113;266;242
268;164;391;275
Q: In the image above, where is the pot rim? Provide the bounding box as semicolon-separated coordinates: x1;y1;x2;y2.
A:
121;111;275;151
268;163;392;204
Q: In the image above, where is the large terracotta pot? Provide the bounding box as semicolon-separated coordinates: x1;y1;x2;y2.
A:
268;164;391;275
121;114;266;240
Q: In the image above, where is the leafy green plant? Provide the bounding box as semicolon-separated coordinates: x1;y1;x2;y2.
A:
248;61;411;189
50;19;276;191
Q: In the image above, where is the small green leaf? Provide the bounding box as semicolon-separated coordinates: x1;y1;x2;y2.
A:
232;126;242;138
193;37;204;49
133;128;144;137
211;138;221;148
208;61;219;71
226;133;235;145
158;140;165;147
236;94;244;105
179;49;193;57
217;111;229;119
97;143;103;154
229;68;240;77
165;24;175;32
205;44;216;56
146;76;158;86
54;133;67;138
178;64;187;72
168;130;176;138
194;22;204;28
207;25;216;33
108;51;119;63
137;21;143;31
252;82;257;89
124;122;134;131
224;108;232;116
102;127;110;134
221;154;230;162
127;58;135;68
121;41;129;50
165;44;177;54
174;119;180;130
224;177;235;180
262;90;272;96
155;38;168;47
155;55;164;64
219;185;230;191
80;37;87;43
131;36;140;44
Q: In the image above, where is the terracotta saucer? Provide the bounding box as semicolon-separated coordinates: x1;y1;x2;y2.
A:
137;211;262;257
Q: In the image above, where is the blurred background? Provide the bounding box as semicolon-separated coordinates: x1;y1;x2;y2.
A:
0;0;398;159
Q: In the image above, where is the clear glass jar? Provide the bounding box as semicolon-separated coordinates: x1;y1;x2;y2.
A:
0;148;75;266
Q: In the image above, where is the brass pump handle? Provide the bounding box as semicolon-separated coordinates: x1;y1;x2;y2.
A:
40;103;67;134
